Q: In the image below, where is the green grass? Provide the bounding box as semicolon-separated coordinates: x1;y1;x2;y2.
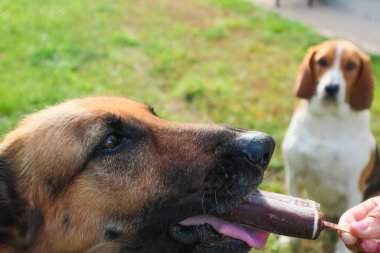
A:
1;0;379;252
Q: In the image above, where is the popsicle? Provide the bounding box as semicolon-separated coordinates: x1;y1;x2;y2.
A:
223;190;348;240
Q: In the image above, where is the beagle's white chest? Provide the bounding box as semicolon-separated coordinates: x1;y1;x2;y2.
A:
282;104;375;214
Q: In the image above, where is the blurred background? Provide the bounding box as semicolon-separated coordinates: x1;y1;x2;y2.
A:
0;0;379;252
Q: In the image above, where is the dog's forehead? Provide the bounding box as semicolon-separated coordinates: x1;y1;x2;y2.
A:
1;97;153;151
41;96;157;137
314;41;338;60
315;40;360;62
76;96;152;117
340;44;361;64
31;96;153;128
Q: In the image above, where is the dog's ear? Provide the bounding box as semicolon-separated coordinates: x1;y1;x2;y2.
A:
349;52;374;111
0;155;22;229
0;154;43;249
295;46;318;99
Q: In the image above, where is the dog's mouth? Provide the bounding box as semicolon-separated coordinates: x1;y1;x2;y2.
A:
168;166;270;249
323;93;338;101
175;214;269;249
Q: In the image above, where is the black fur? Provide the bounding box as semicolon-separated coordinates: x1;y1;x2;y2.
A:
61;215;71;234
105;229;123;241
0;155;43;250
364;147;380;200
0;155;23;228
44;177;69;199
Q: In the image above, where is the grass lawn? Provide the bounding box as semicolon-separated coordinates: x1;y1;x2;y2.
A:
1;0;379;252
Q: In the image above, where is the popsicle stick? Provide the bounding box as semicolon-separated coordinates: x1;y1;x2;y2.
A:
322;221;350;233
323;221;380;243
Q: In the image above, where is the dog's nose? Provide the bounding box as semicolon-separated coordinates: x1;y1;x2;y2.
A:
237;132;275;169
325;84;339;96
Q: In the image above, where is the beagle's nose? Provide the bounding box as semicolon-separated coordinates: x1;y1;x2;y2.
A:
237;132;275;169
325;84;339;96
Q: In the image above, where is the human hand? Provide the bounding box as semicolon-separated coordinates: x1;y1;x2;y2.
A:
339;197;380;252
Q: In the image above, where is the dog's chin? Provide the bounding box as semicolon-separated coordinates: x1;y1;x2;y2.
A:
169;214;269;252
168;223;261;253
168;176;268;252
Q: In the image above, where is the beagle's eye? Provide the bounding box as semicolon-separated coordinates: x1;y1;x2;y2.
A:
318;58;328;67
345;62;357;71
101;134;121;150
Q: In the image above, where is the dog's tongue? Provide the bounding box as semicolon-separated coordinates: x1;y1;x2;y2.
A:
179;215;269;249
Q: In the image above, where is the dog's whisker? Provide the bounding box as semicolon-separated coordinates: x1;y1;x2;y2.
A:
214;189;218;208
225;186;239;201
201;191;207;215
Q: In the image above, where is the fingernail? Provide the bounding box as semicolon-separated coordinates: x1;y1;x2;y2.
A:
353;221;369;231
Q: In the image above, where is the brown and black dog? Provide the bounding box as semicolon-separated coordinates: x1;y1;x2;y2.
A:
0;96;275;253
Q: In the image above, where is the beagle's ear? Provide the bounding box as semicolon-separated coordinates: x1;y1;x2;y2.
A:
295;46;317;99
0;154;42;249
349;52;374;111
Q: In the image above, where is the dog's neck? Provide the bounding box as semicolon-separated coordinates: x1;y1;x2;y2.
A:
294;99;372;139
307;97;354;118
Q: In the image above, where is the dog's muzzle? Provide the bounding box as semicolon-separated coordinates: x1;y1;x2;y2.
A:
170;131;275;250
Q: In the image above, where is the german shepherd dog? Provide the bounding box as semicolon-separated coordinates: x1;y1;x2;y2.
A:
0;96;275;253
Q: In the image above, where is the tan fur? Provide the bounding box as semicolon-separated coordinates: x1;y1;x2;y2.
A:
0;97;204;252
359;151;376;193
295;46;318;99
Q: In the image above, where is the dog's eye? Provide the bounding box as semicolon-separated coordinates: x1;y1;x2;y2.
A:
101;134;121;150
318;58;328;67
345;62;357;71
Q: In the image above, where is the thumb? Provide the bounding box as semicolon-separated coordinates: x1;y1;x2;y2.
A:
350;206;380;239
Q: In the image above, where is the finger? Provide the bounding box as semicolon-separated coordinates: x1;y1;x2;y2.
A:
362;239;379;253
340;198;380;227
351;210;380;239
345;239;364;252
341;231;358;245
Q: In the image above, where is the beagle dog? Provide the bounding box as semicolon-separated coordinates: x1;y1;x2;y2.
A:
282;39;377;223
0;96;275;253
282;40;377;252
